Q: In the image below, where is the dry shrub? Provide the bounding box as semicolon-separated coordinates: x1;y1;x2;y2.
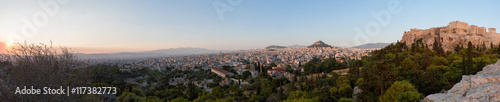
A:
0;43;91;101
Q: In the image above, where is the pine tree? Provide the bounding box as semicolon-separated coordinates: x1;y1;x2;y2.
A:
462;54;466;75
482;42;486;51
466;41;474;75
254;62;258;71
490;42;494;49
395;49;399;67
433;37;444;56
498;43;500;52
468;41;474;58
186;81;200;101
256;62;260;72
454;44;461;53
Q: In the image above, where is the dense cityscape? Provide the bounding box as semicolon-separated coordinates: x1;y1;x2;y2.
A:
111;42;374;73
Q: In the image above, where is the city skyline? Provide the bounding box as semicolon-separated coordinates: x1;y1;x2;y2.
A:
1;0;500;54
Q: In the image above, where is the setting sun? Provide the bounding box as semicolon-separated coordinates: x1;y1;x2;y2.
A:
6;42;12;47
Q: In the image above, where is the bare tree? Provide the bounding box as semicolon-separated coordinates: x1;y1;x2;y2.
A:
0;43;91;101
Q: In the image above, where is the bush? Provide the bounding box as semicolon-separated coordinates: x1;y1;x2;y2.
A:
379;80;423;102
339;98;354;102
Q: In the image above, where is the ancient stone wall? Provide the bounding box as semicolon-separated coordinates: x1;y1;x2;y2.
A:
478;27;487;34
449;21;470;29
489;28;497;34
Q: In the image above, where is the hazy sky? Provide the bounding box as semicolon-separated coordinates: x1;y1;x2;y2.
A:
1;0;499;53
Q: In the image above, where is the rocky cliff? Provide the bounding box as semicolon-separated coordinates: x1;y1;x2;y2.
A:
424;60;500;102
401;21;500;51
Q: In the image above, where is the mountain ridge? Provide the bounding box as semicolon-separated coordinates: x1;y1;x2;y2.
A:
76;47;226;59
351;42;395;49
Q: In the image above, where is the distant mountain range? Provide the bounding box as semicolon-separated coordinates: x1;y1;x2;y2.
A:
264;45;308;49
350;42;395;49
265;45;287;49
77;41;388;59
77;47;226;59
287;45;308;48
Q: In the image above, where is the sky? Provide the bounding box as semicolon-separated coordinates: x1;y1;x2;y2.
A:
0;0;500;54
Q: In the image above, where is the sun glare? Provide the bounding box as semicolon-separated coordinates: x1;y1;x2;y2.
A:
6;42;12;47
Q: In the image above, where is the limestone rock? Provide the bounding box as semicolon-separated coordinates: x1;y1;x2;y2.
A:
424;60;500;102
352;86;361;102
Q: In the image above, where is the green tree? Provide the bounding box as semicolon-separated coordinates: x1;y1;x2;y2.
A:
260;79;274;98
242;71;251;79
490;42;494;49
212;86;223;99
330;76;352;99
186;81;200;101
454;44;462;53
256;62;261;72
304;57;320;74
348;67;360;82
144;96;161;102
249;94;266;102
170;97;190;102
270;62;277;67
401;58;414;70
119;92;144;102
433;37;444;56
288;90;308;99
339;98;354;102
245;64;251;69
498;43;500;52
378;80;423;102
462;54;467;75
465;41;474;75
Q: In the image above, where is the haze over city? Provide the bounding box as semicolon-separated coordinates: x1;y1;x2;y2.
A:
1;0;500;54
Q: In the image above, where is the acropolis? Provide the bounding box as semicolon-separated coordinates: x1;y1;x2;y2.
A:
401;21;500;51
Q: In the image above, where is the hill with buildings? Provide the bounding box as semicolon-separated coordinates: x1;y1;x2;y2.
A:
308;40;332;48
401;21;500;51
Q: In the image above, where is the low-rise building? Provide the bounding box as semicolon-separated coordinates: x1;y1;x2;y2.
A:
250;69;259;78
211;68;234;78
292;67;304;72
267;67;286;77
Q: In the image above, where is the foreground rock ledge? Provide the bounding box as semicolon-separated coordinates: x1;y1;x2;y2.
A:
424;60;500;102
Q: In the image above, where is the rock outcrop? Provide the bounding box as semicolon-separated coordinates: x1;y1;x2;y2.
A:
400;21;500;51
352;86;362;102
424;60;500;102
